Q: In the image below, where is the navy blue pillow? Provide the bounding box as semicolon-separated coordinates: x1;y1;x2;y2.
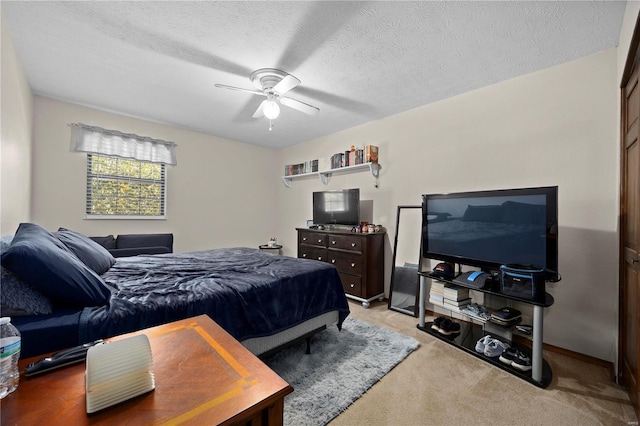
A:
0;223;111;307
89;235;116;250
55;228;115;275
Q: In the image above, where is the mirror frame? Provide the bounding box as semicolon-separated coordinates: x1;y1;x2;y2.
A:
388;205;423;317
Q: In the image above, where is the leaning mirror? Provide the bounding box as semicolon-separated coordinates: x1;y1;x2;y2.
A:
388;205;423;316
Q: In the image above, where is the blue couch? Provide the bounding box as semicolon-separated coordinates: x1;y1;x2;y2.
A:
90;233;173;257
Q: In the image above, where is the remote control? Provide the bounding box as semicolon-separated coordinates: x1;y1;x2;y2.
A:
25;340;106;377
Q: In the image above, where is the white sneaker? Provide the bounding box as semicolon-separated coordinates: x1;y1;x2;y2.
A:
475;335;493;353
484;339;510;357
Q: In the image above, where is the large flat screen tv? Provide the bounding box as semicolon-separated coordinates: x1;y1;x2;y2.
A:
313;188;360;226
422;186;559;281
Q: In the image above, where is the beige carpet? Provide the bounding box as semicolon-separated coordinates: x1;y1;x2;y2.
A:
328;300;638;426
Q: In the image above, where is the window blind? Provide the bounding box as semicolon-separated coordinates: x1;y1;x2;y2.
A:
70;123;177;166
86;154;166;218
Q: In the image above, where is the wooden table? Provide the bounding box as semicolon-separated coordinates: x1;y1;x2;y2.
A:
1;315;293;425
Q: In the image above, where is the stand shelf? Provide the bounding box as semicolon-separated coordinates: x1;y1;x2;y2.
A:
417;272;554;388
417;320;553;388
282;162;380;188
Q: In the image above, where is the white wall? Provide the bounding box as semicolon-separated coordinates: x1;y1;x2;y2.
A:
0;13;33;234
30;97;279;252
277;49;619;361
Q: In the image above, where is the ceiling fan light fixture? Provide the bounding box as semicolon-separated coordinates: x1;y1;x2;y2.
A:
263;99;280;119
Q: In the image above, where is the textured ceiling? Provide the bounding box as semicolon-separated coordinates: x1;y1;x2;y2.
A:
2;1;626;148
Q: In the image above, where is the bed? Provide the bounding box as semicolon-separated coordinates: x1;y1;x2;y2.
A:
0;224;350;359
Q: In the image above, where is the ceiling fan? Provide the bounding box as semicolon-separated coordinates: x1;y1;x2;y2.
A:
215;68;319;129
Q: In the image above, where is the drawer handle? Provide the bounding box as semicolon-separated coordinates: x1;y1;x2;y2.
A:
331;240;336;245
331;259;336;264
302;237;307;241
318;239;323;243
302;254;307;258
351;242;356;247
350;284;355;288
351;262;356;267
317;257;323;261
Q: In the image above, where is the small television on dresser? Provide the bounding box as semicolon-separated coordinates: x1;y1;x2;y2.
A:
421;186;559;282
313;188;360;226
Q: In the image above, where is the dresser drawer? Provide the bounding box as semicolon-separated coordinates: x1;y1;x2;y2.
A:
328;252;363;275
327;234;362;252
299;231;327;248
299;247;327;262
338;272;362;297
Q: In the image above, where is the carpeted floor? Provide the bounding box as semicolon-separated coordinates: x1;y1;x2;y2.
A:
263;316;419;426
327;300;638;426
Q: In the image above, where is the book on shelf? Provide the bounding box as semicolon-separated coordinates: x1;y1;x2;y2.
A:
439;303;467;313
341;146;367;167
443;297;471;308
442;285;470;301
459;303;493;323
331;152;345;169
318;158;331;172
430;281;446;293
429;289;444;299
365;145;379;164
430;285;444;294
283;160;318;176
429;295;444;305
460;311;489;323
431;281;446;289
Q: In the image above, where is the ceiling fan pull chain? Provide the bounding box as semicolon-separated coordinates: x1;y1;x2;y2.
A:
269;119;274;131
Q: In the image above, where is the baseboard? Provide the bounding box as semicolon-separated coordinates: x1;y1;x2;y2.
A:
511;335;615;378
533;339;615;380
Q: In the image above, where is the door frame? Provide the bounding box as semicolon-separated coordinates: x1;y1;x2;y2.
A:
618;10;640;411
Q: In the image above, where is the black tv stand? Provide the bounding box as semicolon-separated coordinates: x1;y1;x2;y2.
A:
416;271;554;388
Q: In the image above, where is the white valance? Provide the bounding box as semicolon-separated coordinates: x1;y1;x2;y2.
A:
70;123;177;166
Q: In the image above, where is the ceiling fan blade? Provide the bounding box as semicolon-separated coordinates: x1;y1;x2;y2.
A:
273;75;301;95
280;97;319;115
214;84;265;96
252;100;266;118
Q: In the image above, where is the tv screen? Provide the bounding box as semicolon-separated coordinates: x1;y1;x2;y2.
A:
422;186;558;280
313;188;360;226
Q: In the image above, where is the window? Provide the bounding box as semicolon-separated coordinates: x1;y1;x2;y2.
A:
86;154;166;218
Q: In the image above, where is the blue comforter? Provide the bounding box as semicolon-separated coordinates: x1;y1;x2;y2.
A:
79;248;350;343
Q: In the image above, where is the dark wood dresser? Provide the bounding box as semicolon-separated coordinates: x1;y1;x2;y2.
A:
296;228;385;308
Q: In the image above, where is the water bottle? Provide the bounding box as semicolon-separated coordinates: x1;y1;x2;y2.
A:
0;317;21;398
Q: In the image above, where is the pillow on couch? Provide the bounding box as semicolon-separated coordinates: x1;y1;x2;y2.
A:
89;235;116;250
55;228;116;275
0;235;53;316
1;223;112;307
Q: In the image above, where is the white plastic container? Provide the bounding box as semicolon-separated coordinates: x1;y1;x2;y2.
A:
0;317;21;398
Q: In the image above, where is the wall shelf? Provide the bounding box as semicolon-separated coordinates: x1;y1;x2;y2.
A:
282;162;380;188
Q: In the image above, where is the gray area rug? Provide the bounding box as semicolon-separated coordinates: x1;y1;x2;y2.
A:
263;316;420;426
